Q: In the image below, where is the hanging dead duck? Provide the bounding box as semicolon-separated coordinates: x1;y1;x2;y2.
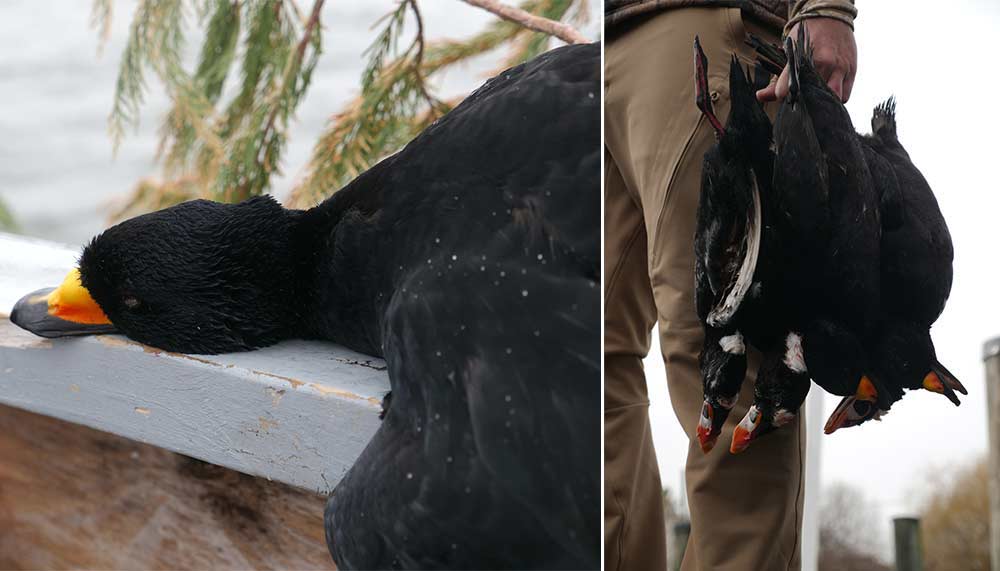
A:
727;34;826;453
691;38;775;453
733;28;883;452
825;98;965;432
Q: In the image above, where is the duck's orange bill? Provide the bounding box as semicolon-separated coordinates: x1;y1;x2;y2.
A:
824;376;879;434
9;268;117;339
47;269;111;325
696;401;718;454
922;371;945;394
856;375;878;401
730;406;761;454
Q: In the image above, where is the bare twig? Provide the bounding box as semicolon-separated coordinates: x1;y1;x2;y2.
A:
405;0;446;111
459;0;588;44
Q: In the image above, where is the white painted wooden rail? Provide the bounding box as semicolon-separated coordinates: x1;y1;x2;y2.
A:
0;232;388;493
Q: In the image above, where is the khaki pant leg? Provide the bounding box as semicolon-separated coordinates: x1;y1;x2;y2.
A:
605;7;805;571
604;149;666;571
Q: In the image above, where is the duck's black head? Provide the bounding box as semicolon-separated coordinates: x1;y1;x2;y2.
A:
696;330;747;453
873;323;966;405
725;54;772;161
798;322;886;433
12;196;307;354
730;346;809;454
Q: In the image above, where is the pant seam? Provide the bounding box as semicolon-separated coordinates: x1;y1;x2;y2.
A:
612;486;627;571
604;401;651;414
788;415;805;570
603;210;645;308
649;114;707;272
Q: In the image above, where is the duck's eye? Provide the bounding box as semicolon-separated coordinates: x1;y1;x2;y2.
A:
123;296;141;310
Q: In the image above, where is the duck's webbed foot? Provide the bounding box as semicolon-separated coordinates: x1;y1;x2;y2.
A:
379;390;392;420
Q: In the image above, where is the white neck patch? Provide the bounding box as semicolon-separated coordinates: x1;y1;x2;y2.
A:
784;332;807;373
719;332;745;355
716;395;736;410
773;408;797;427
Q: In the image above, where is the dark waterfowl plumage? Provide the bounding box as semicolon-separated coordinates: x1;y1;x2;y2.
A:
692;39;779;452
11;43;600;569
826;99;964;432
728;35;827;452
741;32;963;439
732;29;884;450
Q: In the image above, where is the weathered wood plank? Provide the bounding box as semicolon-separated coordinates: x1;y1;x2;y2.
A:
0;403;337;570
0;231;389;493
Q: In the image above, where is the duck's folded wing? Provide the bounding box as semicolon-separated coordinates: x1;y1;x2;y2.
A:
388;42;601;280
694;153;761;328
326;252;599;569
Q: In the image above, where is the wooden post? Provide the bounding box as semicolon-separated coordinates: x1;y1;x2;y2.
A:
669;520;691;571
984;336;1000;571
893;517;923;571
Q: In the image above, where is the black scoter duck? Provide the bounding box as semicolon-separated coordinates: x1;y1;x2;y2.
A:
732;29;884;451
11;43;600;570
825;99;965;433
692;39;777;453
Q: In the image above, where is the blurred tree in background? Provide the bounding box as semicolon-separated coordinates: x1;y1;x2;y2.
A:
91;0;589;220
921;457;989;571
818;483;889;571
0;197;18;233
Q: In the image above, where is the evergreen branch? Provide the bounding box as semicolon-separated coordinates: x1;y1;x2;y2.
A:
289;0;453;207
361;2;408;92
257;0;325;166
91;0;114;54
288;0;585;208
194;0;242;102
107;0;186;150
158;1;241;176
459;0;587;44
212;0;324;202
102;0;589;219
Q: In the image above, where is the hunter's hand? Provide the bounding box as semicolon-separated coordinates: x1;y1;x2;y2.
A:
756;18;857;103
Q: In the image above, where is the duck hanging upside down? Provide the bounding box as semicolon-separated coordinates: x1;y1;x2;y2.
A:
704;29;965;450
11;43;600;570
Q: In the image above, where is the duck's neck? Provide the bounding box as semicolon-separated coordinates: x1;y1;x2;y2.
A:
284;164;390;357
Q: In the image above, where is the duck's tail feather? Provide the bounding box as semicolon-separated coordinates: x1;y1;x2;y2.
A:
795;24;814;61
707;170;761;327
752;63;774;92
746;33;786;75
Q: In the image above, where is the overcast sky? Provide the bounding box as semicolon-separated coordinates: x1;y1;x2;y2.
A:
646;0;1000;552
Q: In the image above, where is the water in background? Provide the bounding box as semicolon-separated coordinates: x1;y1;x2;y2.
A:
0;0;600;246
